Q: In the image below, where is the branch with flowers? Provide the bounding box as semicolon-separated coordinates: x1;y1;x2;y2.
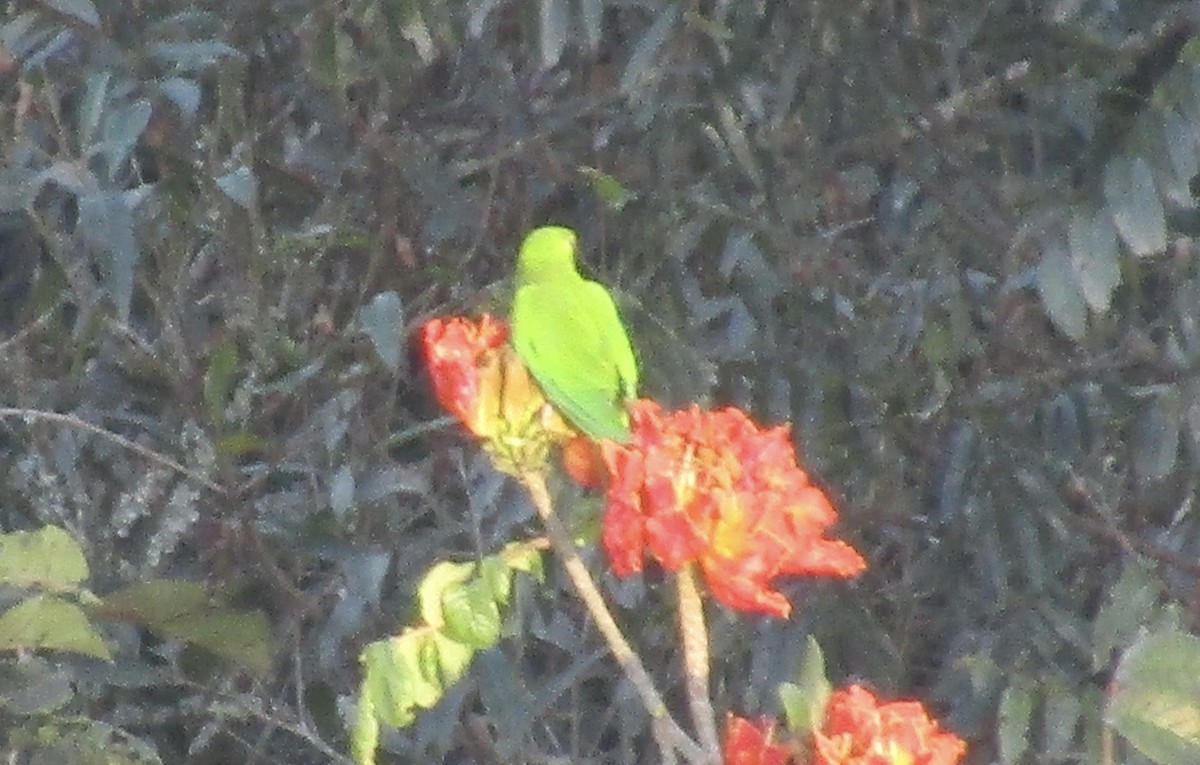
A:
350;313;967;765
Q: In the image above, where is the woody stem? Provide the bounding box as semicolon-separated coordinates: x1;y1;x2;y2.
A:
518;471;705;764
677;564;721;763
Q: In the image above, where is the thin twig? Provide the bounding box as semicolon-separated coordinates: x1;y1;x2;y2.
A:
517;471;705;764
181;680;355;765
1058;475;1200;579
0;300;66;353
676;565;720;763
0;407;226;495
831;60;1031;167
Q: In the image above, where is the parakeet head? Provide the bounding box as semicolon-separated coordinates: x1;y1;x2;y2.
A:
516;226;579;284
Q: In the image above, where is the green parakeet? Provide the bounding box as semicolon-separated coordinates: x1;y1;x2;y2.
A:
510;226;638;443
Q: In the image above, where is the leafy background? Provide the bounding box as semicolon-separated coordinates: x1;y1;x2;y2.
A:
2;0;1200;763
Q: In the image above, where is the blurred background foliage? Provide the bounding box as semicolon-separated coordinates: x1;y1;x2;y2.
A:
2;0;1200;762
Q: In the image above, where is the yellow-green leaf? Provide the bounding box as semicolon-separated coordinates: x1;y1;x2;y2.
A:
501;541;544;580
778;636;830;735
10;716;161;765
359;632;443;728
1109;628;1200;765
428;630;474;686
578;166;635;211
416;561;475;628
95;579;271;676
350;686;380;765
440;580;501;649
203;336;240;424
0;526;89;592
0;594;111;660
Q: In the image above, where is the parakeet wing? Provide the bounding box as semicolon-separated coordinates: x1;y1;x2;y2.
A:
583;280;638;399
512;279;637;442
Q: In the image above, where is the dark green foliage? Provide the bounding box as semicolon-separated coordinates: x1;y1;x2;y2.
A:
2;0;1200;762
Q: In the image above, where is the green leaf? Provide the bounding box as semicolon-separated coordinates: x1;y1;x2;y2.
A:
417;561;475;628
579;0;602;49
203;336;239;424
479;543;544;607
100;98;152;172
716;99;763;187
96;580;271;676
683;10;734;43
0;525;89;591
359;290;405;371
1134;386;1181;482
9;717;162;765
478;555;512;605
77;71;111;148
43;0;101;26
311;5;341;87
778;636;830;734
440;579;501;649
1068;209;1120;313
415;630;443;684
330;464;356;519
149;40;241;71
501;541;544;580
0;656;75;714
1093;557;1161;672
1036;240;1087;341
216;166;258;209
579;166;635;211
1165;109;1198;200
998;680;1035;764
1105;156;1167;256
427;631;474;686
1109;628;1200;765
359;632;443;728
215;430;269;458
158;77;201;119
353;627;478;764
0;595;111;660
78;190;141;322
351;688;381;765
620;5;679;94
1041;678;1082;760
538;0;568;69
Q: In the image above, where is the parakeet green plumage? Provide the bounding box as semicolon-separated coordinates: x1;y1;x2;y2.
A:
510;226;638;443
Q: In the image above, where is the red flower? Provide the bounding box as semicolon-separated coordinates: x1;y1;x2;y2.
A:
723;715;793;765
813;685;966;765
600;401;866;618
421;315;573;473
421;315;509;437
561;435;607;489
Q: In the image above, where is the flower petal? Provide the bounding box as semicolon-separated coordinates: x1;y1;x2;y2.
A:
813;685;966;765
723;715;792;765
421;314;577;473
600;401;866;617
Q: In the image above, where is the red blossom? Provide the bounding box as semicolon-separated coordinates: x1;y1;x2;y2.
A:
421;315;574;473
723;715;793;765
420;315;509;437
600;401;866;618
813;685;966;765
561;435;606;489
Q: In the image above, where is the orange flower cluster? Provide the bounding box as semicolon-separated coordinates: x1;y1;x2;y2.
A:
420;315;573;472
813;685;967;765
723;715;792;765
600;400;866;618
424;314;965;764
723;686;966;765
